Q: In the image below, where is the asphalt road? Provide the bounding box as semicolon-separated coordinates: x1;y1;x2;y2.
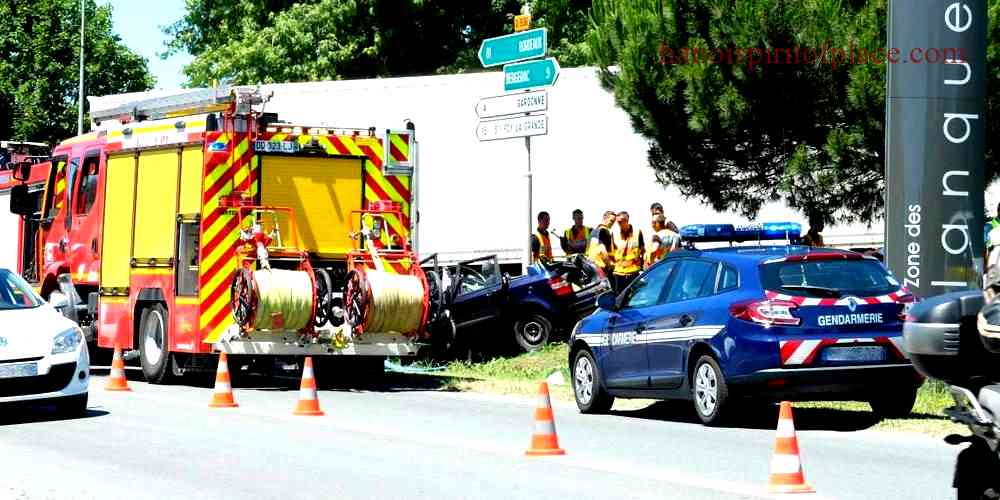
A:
0;369;959;500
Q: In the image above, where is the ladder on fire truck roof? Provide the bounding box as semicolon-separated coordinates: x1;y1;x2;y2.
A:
89;86;240;124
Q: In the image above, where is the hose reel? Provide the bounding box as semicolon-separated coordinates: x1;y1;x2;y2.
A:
343;267;429;336
231;267;317;332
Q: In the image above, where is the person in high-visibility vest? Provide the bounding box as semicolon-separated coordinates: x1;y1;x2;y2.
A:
651;201;679;233
646;214;680;268
530;211;554;264
560;209;591;255
587;210;616;277
612;211;644;293
801;215;825;247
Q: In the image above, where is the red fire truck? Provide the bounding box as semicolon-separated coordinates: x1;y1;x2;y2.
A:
8;87;446;382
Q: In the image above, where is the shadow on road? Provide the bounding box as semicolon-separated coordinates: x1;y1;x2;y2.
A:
234;372;455;393
606;399;948;432
0;405;109;426
90;364;459;394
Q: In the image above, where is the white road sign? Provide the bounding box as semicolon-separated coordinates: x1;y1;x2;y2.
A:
475;91;548;119
476;114;548;142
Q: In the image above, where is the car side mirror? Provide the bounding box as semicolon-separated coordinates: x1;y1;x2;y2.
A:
597;291;617;311
501;273;510;292
8;184;33;216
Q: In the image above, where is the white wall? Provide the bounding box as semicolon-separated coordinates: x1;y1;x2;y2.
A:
259;68;884;263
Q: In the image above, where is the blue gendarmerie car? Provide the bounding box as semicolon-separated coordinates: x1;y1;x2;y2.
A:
568;222;921;425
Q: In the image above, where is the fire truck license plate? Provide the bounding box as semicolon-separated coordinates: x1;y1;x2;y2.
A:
0;362;38;379
254;140;301;153
821;346;886;362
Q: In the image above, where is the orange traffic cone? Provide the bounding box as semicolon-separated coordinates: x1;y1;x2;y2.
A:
209;352;238;408
525;381;566;456
104;344;132;392
768;401;815;494
293;357;325;416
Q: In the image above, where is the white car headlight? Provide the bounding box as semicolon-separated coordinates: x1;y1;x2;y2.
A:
52;327;83;354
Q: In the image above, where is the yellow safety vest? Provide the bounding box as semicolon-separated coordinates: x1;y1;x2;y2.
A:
586;226;611;269
613;228;642;275
534;231;553;263
563;226;591;255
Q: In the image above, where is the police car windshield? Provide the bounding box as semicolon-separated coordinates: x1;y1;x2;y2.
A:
760;259;898;298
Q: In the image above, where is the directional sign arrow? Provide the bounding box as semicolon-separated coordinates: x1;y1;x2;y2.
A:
478;28;547;68
475;90;548;119
503;58;560;92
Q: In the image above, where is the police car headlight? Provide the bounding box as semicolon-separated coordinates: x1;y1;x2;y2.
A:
52;327;83;354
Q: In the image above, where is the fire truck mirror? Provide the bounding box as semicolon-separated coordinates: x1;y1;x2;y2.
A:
12;161;31;182
9;184;33;216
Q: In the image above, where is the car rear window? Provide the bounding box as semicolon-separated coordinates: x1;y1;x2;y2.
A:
760;259;898;298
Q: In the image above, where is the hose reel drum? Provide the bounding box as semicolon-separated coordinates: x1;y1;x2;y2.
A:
343;266;431;337
231;267;318;332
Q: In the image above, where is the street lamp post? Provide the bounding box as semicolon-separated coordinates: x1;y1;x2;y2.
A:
77;0;85;135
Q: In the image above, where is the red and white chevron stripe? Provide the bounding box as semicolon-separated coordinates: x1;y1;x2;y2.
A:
778;336;907;366
765;288;912;306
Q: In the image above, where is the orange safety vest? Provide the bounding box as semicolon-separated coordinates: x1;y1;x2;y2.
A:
647;228;679;265
533;230;553;263
613;227;642;275
563;226;591;255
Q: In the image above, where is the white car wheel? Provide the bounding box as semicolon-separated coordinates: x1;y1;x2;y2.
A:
692;355;730;425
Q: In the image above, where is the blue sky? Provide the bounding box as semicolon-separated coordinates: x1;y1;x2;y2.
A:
101;0;192;89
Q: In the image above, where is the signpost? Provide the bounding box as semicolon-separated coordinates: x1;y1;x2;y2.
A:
475;115;548;142
477;28;547;68
476;20;557;269
503;58;560;92
475;91;547;119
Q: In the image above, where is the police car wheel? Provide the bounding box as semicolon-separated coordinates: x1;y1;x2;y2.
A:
868;383;918;419
572;349;613;413
692;356;730;425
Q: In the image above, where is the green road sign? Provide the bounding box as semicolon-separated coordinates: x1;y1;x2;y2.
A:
478;28;547;68
503;58;560;92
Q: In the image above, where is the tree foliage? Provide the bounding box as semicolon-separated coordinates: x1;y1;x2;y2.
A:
0;0;153;145
587;0;1000;225
164;0;592;86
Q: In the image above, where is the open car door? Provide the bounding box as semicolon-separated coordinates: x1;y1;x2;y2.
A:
448;255;505;330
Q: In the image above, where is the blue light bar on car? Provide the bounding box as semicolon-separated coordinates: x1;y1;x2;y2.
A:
680;224;734;241
680;222;802;243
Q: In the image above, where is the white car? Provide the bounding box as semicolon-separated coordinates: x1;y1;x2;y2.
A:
0;268;89;415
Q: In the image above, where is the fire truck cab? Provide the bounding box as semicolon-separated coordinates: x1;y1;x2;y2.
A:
9;87;434;383
2;141;51;281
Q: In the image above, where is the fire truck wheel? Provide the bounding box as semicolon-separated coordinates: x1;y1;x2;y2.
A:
139;303;174;384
